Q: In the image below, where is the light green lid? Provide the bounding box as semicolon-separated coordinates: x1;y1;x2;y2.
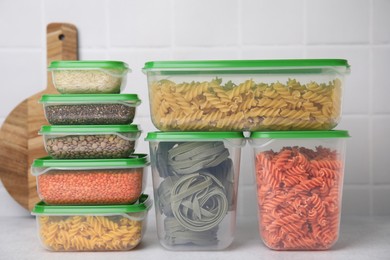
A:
31;194;151;215
39;94;141;105
32;154;148;170
143;59;350;70
145;131;245;141
49;60;130;71
39;124;140;134
250;130;350;139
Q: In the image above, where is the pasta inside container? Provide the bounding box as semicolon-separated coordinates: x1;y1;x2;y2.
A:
143;59;350;131
145;131;245;250
31;194;152;251
249;130;350;250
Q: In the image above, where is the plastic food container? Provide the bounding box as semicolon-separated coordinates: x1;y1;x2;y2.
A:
31;194;152;251
145;132;245;250
249;130;350;250
31;154;149;205
143;59;350;131
39;125;141;159
40;94;141;125
49;61;130;94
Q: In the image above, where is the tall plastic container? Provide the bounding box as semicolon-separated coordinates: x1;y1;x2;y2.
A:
145;132;245;250
249;130;350;250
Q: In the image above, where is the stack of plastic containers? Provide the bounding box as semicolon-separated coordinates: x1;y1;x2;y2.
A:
31;61;152;252
143;59;350;251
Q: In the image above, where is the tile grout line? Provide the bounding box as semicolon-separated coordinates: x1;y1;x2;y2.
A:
302;0;307;57
170;0;175;59
368;0;374;216
51;43;389;53
237;0;243;58
0;47;43;51
41;0;46;84
105;0;110;59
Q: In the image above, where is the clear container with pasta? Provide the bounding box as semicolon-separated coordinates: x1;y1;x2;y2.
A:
143;59;350;131
249;130;350;250
31;194;152;251
145;132;245;250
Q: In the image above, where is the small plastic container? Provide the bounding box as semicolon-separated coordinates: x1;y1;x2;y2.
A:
31;154;149;205
40;94;141;125
145;132;245;250
249;130;350;250
143;59;350;131
31;194;152;251
49;60;130;94
39;125;141;159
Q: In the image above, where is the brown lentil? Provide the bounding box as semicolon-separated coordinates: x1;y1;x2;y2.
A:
45;134;135;159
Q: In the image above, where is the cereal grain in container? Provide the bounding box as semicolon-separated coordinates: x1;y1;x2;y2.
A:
49;60;130;94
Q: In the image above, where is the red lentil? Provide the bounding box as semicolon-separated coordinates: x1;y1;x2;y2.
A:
37;169;143;205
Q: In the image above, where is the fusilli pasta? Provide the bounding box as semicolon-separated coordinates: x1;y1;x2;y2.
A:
37;215;143;251
255;146;343;250
149;78;342;131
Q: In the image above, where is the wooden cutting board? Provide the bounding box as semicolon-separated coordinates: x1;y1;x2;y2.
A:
0;23;78;211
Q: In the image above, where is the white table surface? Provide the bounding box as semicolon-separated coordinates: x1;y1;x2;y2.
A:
0;215;389;260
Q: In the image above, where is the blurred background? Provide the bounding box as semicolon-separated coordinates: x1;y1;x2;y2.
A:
0;0;389;217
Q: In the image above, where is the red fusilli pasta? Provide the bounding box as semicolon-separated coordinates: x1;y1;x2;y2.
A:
255;146;343;250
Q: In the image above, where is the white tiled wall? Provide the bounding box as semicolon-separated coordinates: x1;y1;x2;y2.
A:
0;0;389;216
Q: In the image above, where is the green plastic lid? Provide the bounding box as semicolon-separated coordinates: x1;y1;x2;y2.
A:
32;154;148;171
39;124;140;134
143;59;350;71
48;60;130;71
250;130;350;139
31;194;151;215
39;94;141;105
145;131;245;141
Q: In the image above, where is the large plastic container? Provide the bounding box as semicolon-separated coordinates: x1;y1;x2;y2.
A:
48;60;130;94
39;125;141;159
249;130;350;250
31;194;152;251
143;59;350;131
145;132;245;250
31;154;149;205
40;94;141;125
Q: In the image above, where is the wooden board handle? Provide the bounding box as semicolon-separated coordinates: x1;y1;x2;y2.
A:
46;23;78;92
0;23;79;211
